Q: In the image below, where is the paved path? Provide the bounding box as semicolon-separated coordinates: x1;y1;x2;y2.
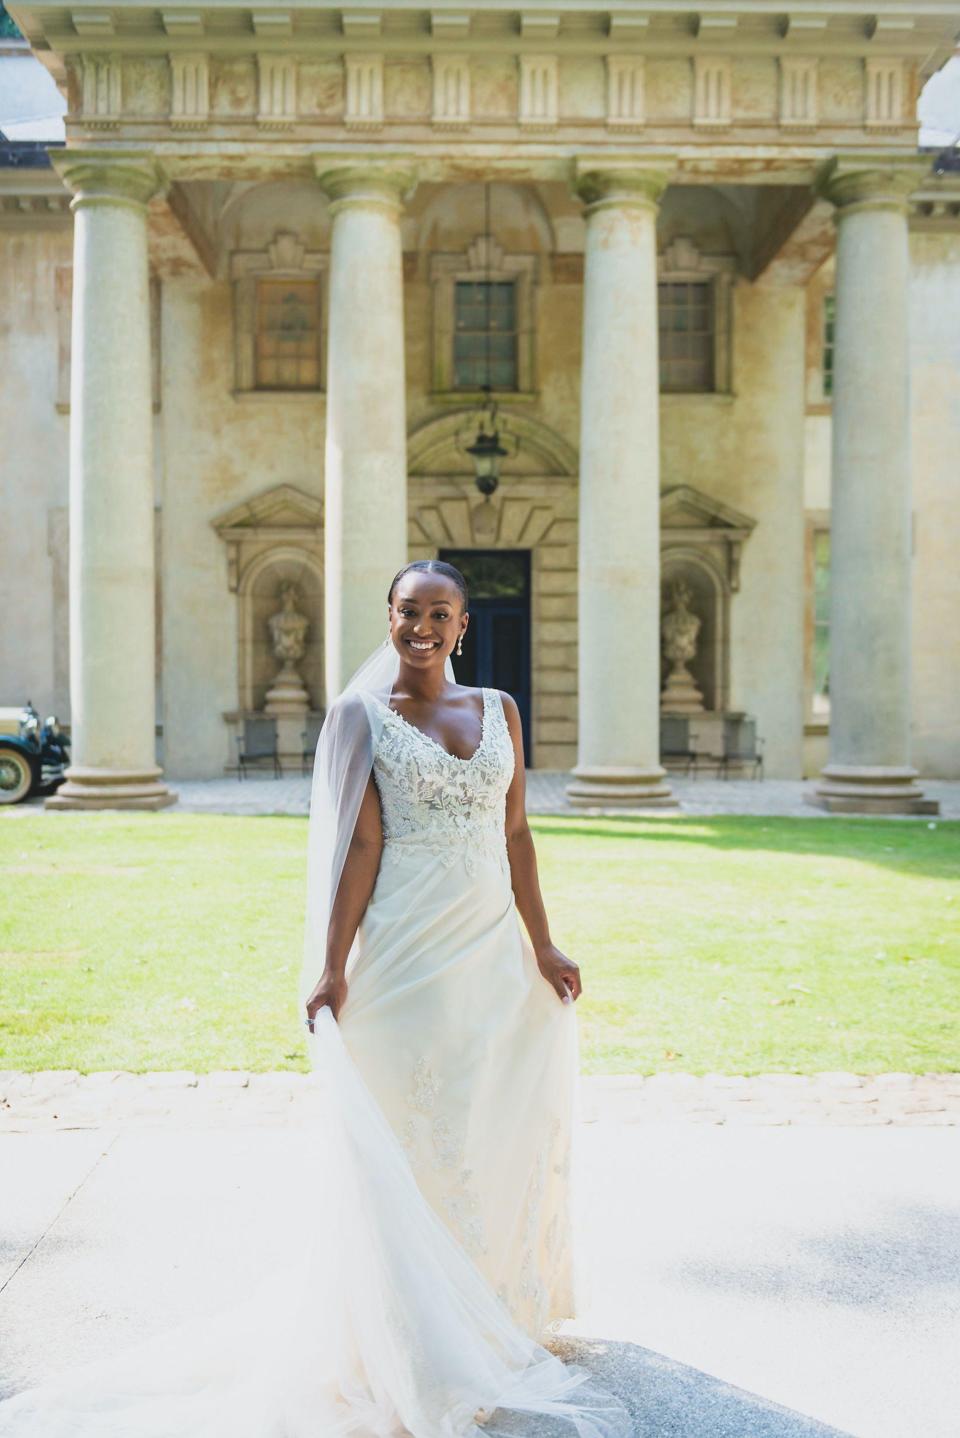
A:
2;1069;959;1131
8;774;960;819
2;1109;957;1436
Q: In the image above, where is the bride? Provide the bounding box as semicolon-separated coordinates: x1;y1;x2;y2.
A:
0;559;630;1438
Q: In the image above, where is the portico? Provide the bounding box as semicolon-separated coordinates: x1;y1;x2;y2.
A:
1;1;956;809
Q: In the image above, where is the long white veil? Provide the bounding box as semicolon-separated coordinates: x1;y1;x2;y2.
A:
298;634;446;1013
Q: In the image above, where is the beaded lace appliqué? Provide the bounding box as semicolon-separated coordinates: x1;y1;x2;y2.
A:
400;1054;489;1259
372;687;514;877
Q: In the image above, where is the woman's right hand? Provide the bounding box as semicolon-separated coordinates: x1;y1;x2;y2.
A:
305;970;349;1029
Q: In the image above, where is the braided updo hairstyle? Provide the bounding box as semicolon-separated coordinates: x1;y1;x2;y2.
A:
387;560;469;612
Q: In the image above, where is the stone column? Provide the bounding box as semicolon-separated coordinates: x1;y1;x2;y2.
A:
315;160;415;699
809;158;938;815
47;152;175;810
567;159;677;808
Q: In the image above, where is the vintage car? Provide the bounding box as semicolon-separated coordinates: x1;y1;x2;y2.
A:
0;703;70;804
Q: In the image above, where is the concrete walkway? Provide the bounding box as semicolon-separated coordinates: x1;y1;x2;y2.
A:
2;1099;958;1436
2;1068;958;1131
8;774;960;819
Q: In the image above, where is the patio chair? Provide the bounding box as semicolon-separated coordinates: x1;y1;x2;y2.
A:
235;716;281;779
301;714;325;776
717;717;765;780
660;715;701;778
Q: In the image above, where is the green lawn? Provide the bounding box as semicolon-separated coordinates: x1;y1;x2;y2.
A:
1;811;957;1075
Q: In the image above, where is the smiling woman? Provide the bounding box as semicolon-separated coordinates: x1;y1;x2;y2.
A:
381;561;484;758
0;560;631;1437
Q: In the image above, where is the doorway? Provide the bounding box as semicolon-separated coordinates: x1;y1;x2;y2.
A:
439;548;532;766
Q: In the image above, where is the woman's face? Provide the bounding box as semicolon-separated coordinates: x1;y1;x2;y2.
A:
388;571;466;666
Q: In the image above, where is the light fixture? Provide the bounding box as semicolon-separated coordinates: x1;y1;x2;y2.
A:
456;181;519;497
463;386;510;494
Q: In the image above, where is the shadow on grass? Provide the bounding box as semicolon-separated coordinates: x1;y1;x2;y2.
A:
528;815;960;881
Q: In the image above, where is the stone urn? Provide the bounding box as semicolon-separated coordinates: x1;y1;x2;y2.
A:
661;578;706;714
264;583;310;715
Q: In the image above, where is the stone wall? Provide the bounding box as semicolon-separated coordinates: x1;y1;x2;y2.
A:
909;230;960;779
159;270;326;779
661;281;807;778
0;229;71;717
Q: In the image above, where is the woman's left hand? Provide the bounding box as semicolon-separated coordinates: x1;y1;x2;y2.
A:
535;944;582;1004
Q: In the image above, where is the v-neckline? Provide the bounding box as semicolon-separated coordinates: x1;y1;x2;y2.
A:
377;687;489;764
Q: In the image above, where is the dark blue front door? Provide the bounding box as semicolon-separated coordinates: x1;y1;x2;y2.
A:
439;549;532;766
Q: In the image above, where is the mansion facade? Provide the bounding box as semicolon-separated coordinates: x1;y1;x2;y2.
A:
1;1;959;811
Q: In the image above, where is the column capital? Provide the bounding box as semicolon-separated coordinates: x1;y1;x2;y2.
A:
572;156;676;216
50;149;166;213
815;155;930;219
313;156;418;215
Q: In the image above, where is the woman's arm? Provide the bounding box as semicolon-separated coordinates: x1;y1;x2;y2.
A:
499;691;582;1004
305;770;383;1024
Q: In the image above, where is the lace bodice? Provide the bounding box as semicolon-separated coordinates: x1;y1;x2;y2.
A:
371;687;514;877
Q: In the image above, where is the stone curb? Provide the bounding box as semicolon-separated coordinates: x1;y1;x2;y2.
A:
1;1070;958;1131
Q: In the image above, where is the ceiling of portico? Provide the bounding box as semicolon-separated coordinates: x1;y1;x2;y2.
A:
150;169;831;284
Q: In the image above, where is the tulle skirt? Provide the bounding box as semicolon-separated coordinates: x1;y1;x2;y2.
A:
0;845;631;1437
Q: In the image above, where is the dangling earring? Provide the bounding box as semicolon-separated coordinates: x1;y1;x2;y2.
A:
456;633;464;656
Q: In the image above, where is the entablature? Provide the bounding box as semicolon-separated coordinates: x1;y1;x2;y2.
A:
9;2;956;156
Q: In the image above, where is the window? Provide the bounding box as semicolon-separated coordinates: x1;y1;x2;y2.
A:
812;529;830;717
658;280;714;393
822;293;835;398
254;277;321;391
453;280;518;390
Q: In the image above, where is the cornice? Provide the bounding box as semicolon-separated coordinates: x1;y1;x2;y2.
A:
909;174;960;229
7;3;958;68
0;165;72;227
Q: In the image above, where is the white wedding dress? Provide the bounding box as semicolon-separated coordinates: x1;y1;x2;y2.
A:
0;686;630;1438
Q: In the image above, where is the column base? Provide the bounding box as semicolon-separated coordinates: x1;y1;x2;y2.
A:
805;764;939;816
566;765;679;811
44;765;178;812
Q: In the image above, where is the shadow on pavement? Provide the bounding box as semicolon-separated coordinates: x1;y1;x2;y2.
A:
670;1197;960;1310
506;1335;854;1437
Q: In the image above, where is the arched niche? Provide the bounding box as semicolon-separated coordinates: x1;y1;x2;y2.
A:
211;484;324;712
660;485;757;714
240;547;324;713
660;547;728;712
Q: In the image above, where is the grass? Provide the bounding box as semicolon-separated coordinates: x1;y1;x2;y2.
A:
0;811;957;1075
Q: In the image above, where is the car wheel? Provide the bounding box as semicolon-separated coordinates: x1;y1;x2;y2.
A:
0;748;35;804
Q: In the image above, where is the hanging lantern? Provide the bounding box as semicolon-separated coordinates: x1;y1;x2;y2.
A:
463;390;510;493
